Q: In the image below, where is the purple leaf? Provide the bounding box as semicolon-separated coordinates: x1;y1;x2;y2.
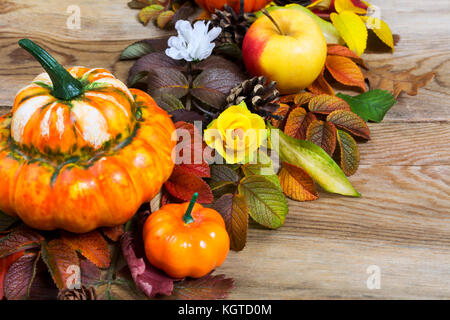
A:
147;68;189;99
4;251;39;300
166;274;235;300
80;259;101;287
170;110;207;123
0;228;44;258
120;231;174;298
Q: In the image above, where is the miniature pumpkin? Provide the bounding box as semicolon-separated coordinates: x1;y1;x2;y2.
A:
0;39;175;233
143;193;230;278
195;0;271;14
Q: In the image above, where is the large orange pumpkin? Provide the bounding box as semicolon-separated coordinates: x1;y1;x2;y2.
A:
0;39;175;233
196;0;271;14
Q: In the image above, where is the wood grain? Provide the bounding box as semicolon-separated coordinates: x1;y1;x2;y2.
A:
0;0;449;299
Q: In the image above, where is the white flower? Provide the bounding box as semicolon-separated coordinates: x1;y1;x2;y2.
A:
165;20;222;62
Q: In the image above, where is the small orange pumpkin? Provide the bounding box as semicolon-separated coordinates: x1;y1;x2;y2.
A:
0;39;175;233
143;193;230;278
195;0;271;14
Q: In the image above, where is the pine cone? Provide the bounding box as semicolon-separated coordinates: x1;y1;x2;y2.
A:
226;76;281;118
273;0;312;6
211;4;254;47
57;286;97;300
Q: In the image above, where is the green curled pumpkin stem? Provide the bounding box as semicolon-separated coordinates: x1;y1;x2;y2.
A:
18;38;83;100
183;192;198;224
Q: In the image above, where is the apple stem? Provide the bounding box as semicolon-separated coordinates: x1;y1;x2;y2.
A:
262;9;284;36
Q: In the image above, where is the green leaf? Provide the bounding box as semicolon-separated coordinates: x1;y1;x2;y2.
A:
238;175;288;229
337;90;396;123
271;125;360;197
0;211;18;231
128;71;149;87
242;152;282;191
120;41;155;60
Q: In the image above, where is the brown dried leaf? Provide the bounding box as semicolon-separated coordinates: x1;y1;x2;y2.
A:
326;55;366;91
363;64;435;99
0;228;44;258
308;68;334;95
101;225;124;242
278;162;318;202
213;194;248;251
306;120;337;156
284;107;317;140
168;274;234;300
336;129;360;176
61;231;111;269
270;103;290;128
41;239;79;290
308;94;351;114
327;109;370;140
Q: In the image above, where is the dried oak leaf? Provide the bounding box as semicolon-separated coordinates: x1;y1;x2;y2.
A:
363;64;435;99
0;228;44;258
284;107;317;140
41;239;79;290
327;109;370;140
308;94;351;114
164;166;214;204
0;250;24;299
336;129;360;176
306;120;337;156
3;251;39;300
213;194;248;251
278;162;318;202
101;225;124;242
61;231;111;269
325;55;366;91
121;231;174;298
167;274;235;300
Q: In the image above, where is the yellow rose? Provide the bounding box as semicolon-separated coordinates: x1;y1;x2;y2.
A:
204;102;267;164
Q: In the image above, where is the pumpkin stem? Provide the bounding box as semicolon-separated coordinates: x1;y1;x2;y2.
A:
18;39;83;100
183;192;198;224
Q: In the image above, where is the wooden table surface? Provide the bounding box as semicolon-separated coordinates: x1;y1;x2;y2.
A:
0;0;449;299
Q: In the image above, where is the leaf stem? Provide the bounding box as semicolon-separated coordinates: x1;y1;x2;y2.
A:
183;192;198;224
262;9;284;36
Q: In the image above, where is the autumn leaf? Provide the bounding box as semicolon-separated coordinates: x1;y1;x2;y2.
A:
0;228;44;258
327;109;370;139
361;16;394;50
3;251;39;300
238;175;288;229
164;166;214;204
334;0;367;14
101;225;124;242
41;239;79;290
61;231;111;269
336;129;360;176
325;55;366;91
209;165;239;184
327;44;367;68
213;194;249;251
0;250;24;299
80;259;101;287
363;64;435;99
337;90;396;122
168;274;234;300
284;107;317;140
306;120;337;156
270;103;290;128
278;162;318;202
121;232;174;298
308;71;335;95
174;121;209;174
308;94;351;114
330;11;368;56
139;5;164;25
242;152;282;191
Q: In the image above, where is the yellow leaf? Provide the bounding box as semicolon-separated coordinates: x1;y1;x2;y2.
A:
361;16;394;49
330;11;368;56
335;0;367;14
307;0;332;11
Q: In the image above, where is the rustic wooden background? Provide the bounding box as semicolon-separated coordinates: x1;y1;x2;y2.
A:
0;0;449;299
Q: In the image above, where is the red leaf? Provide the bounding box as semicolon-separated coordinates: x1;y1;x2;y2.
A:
41;239;79;290
165;166;213;204
101;225;124;242
325;55;367;91
61;231;111;269
0;250;24;299
177;163;211;178
0;228;44;258
174;121;209;168
284;107;317;140
306;120;337;156
121;231;174;298
169;273;234;300
327;109;370;140
3;251;39;300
